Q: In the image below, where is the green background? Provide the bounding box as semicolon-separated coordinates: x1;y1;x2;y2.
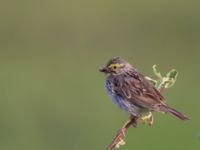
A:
0;0;199;150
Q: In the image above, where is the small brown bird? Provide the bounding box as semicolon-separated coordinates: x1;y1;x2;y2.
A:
99;57;188;121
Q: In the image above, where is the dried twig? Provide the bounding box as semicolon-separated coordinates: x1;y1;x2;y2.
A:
106;116;137;150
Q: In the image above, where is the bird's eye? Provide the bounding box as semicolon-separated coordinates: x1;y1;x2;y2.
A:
108;64;123;70
113;66;117;69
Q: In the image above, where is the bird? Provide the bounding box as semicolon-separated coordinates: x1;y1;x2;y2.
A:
99;57;188;122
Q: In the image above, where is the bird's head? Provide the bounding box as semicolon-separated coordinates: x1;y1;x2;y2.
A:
99;57;133;75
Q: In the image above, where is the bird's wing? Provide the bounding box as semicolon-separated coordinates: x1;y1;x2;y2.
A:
116;72;165;109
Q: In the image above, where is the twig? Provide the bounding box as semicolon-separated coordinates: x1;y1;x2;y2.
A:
106;116;138;150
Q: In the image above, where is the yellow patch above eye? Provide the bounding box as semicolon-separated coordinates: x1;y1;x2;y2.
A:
108;63;124;68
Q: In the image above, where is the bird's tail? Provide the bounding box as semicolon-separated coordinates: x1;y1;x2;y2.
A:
159;105;189;121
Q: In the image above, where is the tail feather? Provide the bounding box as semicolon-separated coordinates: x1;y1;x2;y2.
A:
159;105;189;121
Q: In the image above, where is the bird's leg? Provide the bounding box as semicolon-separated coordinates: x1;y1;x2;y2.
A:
129;115;138;127
107;116;138;150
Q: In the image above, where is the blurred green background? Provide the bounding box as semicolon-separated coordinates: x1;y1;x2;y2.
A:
0;0;199;150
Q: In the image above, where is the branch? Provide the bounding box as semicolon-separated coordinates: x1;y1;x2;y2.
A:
106;116;137;150
106;65;178;150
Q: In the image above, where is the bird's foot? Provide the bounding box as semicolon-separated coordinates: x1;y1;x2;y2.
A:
141;112;154;126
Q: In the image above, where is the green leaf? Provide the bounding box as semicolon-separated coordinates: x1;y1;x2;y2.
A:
164;69;178;88
145;76;157;85
166;69;178;79
146;65;178;90
153;65;163;79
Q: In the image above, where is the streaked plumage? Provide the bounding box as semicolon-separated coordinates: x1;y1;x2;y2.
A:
100;57;188;120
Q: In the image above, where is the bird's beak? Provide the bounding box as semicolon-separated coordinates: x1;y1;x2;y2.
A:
99;67;108;73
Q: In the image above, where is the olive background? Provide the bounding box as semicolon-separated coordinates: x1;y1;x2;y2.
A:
0;0;199;150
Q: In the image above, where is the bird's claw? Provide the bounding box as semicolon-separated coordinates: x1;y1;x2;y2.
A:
141;112;154;126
